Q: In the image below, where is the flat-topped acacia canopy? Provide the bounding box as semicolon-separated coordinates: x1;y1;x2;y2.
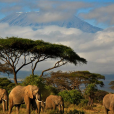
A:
0;37;87;84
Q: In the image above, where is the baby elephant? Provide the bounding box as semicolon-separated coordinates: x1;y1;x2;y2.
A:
103;93;114;114
45;95;64;113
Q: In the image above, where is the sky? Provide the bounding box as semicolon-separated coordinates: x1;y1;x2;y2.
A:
0;0;114;87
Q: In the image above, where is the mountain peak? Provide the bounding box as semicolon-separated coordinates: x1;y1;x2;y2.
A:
0;12;103;33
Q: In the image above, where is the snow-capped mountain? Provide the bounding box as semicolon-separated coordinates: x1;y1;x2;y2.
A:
0;12;103;33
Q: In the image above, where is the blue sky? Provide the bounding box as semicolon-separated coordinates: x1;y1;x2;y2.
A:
0;0;114;28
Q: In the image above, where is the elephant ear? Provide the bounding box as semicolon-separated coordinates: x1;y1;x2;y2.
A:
25;85;33;99
0;89;5;101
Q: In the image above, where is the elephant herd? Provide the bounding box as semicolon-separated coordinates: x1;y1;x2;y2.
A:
0;85;64;114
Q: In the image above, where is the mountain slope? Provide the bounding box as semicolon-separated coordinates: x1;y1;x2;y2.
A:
0;12;103;33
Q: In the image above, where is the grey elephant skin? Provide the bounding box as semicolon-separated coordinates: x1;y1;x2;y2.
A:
45;95;64;113
0;88;8;112
103;93;114;114
8;85;41;114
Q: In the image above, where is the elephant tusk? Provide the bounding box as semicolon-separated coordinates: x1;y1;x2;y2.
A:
36;99;42;102
2;98;7;102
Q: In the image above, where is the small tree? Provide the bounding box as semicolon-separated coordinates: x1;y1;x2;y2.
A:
84;83;98;106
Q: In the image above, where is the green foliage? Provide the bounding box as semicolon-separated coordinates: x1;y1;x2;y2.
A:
58;90;83;105
84;83;98;96
67;109;85;114
0;78;15;93
21;74;58;100
71;71;105;87
45;70;105;91
78;99;89;107
0;37;87;65
21;74;45;91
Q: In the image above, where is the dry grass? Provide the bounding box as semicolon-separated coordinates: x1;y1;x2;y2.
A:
0;103;112;114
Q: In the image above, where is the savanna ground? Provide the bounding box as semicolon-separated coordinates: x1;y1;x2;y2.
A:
0;103;110;114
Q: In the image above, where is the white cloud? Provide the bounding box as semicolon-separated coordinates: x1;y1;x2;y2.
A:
0;23;114;74
0;0;93;22
79;4;114;25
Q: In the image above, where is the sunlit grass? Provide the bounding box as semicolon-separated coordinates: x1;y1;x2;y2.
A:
0;103;112;114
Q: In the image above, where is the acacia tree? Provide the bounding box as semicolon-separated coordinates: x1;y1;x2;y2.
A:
45;71;105;91
0;37;87;85
71;71;105;87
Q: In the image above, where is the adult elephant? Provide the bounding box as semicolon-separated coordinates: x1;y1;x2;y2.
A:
8;85;41;114
45;95;64;114
103;93;114;114
0;88;8;112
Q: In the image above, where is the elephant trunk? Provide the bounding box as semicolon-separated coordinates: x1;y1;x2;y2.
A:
36;94;41;114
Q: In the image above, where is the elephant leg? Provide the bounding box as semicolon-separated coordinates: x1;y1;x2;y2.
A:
5;100;8;111
24;97;30;114
8;103;13;114
104;107;108;114
2;100;5;112
16;105;20;114
58;105;61;112
37;102;41;114
52;102;56;110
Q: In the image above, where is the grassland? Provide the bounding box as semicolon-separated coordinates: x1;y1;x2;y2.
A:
0;103;108;114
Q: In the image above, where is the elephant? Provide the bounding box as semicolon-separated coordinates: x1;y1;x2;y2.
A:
45;95;64;113
0;88;8;112
8;85;41;114
103;93;114;114
40;101;45;112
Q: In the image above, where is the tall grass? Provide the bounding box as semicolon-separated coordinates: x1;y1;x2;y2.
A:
0;103;107;114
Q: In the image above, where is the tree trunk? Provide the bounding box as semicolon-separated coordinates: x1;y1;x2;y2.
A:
32;69;34;75
13;69;18;85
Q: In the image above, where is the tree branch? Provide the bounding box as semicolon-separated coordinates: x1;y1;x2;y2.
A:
40;59;67;77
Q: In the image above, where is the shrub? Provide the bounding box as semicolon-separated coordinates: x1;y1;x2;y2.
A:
0;78;15;93
78;99;88;107
58;90;83;105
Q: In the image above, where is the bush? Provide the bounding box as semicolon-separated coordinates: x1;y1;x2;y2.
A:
0;78;15;93
58;90;83;105
78;99;88;107
67;109;85;114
